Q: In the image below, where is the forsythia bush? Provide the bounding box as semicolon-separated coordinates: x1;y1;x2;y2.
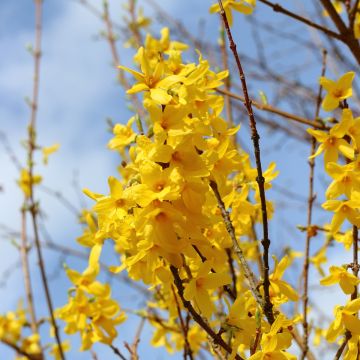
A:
4;0;360;359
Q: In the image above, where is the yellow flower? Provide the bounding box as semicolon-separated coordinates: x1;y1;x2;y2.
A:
248;314;296;360
307;114;354;164
209;0;256;26
269;256;299;303
49;340;71;360
325;161;360;199
320;266;360;294
319;72;355;111
119;47;183;105
322;193;360;233
108;117;137;152
326;298;360;342
355;13;360;39
42;143;60;165
183;261;231;318
17;169;42;198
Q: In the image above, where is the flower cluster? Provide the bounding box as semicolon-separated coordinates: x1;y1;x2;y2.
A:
308;71;360;358
53;27;306;360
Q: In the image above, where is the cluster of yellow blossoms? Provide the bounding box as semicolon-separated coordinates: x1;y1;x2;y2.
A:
308;71;360;359
53;25;307;359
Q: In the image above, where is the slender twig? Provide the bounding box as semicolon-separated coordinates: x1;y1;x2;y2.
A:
250;327;261;355
320;0;360;65
102;1;145;121
124;316;146;360
170;265;244;360
350;0;360;28
291;328;317;360
110;344;128;360
334;331;351;360
128;0;142;47
351;225;359;301
171;285;194;360
217;0;274;324
226;248;237;298
1;338;42;360
258;0;343;40
216;88;327;130
19;206;39;336
26;1;65;358
219;24;234;130
301;49;327;360
209;181;263;309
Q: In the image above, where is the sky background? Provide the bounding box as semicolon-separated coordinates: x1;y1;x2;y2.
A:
0;0;356;359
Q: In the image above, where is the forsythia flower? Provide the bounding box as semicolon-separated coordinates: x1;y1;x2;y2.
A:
322;193;360;233
320;265;360;294
17;168;42;198
307;114;354;164
42;143;60;165
248;314;296;360
209;0;256;26
183;261;231;318
319;71;355;111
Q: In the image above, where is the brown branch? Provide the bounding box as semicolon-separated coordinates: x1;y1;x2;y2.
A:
171;285;194;360
258;0;343;40
351;225;359;301
110;344;128;360
302;49;327;360
219;24;234;131
170;265;244;360
26;2;65;358
20;206;39;336
334;331;351;360
1;338;42;360
320;0;360;64
216;88;327;130
226;248;237;298
124;316;146;360
350;0;360;28
217;0;274;324
291;328;317;360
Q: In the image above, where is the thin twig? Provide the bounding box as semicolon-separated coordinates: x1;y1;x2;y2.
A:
301;49;327;360
209;181;263;309
320;0;360;65
27;1;65;357
19;206;39;336
170;265;244;360
216;88;327;130
334;331;351;360
258;0;343;40
110;344;128;360
217;0;274;324
124;316;146;360
1;338;42;360
171;285;194;360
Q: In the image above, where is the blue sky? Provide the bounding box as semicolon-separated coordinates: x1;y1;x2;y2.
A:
0;0;355;359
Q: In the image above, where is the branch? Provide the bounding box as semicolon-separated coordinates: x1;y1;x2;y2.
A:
258;0;343;40
216;88;328;130
170;266;244;360
320;0;360;64
27;1;65;358
301;49;327;360
217;0;274;324
20;206;39;336
1;338;42;360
